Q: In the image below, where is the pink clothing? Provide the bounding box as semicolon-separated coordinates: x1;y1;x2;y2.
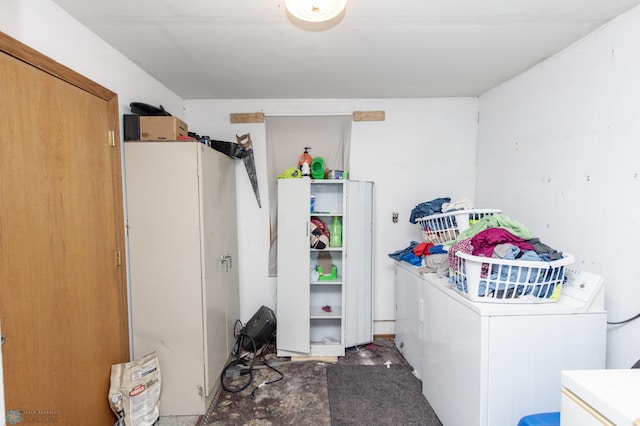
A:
448;238;474;270
471;228;534;258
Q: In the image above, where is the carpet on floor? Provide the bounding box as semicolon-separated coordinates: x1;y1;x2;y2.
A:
326;364;442;426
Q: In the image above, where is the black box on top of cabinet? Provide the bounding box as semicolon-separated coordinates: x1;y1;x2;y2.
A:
123;114;140;141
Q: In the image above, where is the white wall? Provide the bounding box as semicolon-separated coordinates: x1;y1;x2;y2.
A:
184;99;479;331
477;5;640;368
0;0;186;361
0;0;184;124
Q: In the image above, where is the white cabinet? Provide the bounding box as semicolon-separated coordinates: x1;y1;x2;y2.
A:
277;179;373;357
418;268;607;426
124;142;239;416
394;264;424;379
394;262;608;426
561;370;640;426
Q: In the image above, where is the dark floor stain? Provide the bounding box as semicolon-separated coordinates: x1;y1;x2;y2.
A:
201;340;409;426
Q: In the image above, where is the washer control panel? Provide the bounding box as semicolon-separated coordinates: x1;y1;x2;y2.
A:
563;267;605;309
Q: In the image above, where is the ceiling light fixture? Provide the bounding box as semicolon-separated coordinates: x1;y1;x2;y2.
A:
284;0;347;23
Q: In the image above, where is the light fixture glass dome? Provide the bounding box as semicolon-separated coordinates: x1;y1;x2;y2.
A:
284;0;347;23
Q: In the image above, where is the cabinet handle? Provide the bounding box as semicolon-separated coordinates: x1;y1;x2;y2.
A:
219;253;232;272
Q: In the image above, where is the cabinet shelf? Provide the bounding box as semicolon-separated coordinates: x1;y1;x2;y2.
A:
311;280;342;285
310;341;341;346
310;305;342;319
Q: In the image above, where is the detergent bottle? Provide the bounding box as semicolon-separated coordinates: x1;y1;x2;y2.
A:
329;216;342;247
298;147;313;170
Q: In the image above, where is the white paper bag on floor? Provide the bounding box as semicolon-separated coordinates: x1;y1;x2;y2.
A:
109;352;162;426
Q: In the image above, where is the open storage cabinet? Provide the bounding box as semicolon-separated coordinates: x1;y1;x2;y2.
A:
277;179;374;357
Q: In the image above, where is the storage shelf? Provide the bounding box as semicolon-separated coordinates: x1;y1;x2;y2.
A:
310;248;343;252
311;280;342;285
310;305;342;319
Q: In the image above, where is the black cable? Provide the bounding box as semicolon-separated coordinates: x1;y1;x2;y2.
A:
220;332;257;393
249;359;284;399
607;311;640;325
220;324;281;396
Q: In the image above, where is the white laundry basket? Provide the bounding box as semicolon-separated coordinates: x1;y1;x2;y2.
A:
449;252;575;303
415;209;502;244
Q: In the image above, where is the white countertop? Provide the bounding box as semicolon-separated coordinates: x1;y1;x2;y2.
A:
562;369;640;425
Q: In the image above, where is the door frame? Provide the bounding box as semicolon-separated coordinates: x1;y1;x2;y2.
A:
0;30;129;420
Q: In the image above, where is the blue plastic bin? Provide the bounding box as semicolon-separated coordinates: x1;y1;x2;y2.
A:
517;412;560;426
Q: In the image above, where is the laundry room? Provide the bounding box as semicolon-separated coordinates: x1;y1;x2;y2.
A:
2;0;640;425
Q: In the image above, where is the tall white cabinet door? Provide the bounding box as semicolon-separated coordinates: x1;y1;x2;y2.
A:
200;145;239;398
126;143;205;415
344;180;374;347
276;179;311;354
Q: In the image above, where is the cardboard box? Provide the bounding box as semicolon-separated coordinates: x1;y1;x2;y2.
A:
139;116;188;141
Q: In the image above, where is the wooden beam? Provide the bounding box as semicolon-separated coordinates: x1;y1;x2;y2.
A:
230;112;264;123
230;111;386;123
353;110;385;121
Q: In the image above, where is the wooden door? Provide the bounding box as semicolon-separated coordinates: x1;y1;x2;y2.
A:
0;33;129;424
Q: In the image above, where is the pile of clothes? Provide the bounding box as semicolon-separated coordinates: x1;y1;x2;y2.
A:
391;197;570;299
388;241;449;277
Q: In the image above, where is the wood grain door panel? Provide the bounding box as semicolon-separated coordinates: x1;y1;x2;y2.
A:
0;32;128;425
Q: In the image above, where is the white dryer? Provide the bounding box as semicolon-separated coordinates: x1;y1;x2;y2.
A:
395;261;607;426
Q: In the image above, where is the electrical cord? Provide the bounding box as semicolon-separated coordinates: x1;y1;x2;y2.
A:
607;311;640;325
249;335;284;399
220;321;282;396
220;331;257;393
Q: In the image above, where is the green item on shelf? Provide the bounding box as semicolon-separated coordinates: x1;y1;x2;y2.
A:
329;216;342;247
311;157;325;179
316;264;338;280
278;167;302;179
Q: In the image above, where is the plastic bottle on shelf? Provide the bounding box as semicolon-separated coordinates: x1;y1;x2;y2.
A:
298;147;313;169
301;160;310;177
329;216;342;247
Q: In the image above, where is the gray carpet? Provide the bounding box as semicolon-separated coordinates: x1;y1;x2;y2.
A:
326;364;442;426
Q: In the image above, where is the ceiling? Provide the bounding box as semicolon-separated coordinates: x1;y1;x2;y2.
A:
52;0;640;99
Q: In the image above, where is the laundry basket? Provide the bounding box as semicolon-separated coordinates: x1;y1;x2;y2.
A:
415;209;502;244
449;252;575;303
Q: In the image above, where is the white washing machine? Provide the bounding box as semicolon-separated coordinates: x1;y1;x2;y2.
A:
394;261;607;426
394;263;426;379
